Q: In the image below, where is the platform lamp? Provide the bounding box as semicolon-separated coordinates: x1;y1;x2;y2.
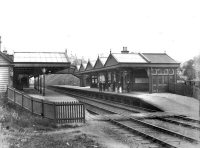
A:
42;68;46;96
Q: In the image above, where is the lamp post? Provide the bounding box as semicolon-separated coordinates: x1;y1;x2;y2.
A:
42;68;46;96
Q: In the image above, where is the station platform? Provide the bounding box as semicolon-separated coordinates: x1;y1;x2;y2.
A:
23;87;78;102
53;85;200;119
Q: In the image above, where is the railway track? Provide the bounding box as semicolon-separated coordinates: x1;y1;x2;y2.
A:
82;97;200;148
146;117;200;130
50;87;200;148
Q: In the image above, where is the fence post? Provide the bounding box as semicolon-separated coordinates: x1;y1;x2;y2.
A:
53;102;57;124
83;104;85;123
21;93;24;108
13;88;16;104
31;97;33;114
41;99;44;117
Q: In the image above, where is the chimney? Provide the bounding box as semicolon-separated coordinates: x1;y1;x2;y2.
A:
121;47;129;54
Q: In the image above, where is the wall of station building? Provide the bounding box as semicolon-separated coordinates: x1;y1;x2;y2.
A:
81;67;177;93
151;68;176;93
0;55;13;96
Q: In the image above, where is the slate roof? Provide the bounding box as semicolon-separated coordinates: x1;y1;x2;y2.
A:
142;53;178;63
14;52;69;63
112;53;147;63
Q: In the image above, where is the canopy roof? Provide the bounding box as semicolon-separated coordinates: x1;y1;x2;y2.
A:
13;52;71;76
14;52;68;63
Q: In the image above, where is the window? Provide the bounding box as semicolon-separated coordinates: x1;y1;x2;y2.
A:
92;75;97;84
152;69;157;75
135;78;148;83
157;69;165;75
169;69;174;75
164;69;168;75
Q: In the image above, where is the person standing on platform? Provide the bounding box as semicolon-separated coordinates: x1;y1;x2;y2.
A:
113;81;116;92
103;82;105;91
118;81;122;93
99;81;101;92
127;81;130;93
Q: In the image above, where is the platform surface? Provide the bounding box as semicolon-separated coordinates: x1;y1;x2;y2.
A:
54;85;200;119
23;88;78;102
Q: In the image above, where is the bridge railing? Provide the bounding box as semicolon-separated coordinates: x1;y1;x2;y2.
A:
7;86;85;124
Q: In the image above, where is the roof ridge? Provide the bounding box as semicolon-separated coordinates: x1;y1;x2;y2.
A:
142;53;166;55
138;53;151;63
14;52;65;53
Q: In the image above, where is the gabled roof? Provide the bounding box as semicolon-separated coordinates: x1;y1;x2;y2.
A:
79;63;87;72
14;52;69;63
142;53;178;63
85;60;96;71
93;56;107;69
0;52;13;63
74;65;80;73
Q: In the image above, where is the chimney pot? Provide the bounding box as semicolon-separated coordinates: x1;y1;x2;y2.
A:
121;47;129;54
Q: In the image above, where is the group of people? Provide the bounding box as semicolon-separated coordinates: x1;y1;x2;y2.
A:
98;81;131;93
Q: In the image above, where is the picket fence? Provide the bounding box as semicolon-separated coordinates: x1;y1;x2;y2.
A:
7;87;85;124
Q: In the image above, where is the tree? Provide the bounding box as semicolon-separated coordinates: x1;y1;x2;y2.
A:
182;59;195;80
181;54;200;81
193;54;200;80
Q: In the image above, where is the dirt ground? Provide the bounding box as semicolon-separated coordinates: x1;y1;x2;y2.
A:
0;101;132;148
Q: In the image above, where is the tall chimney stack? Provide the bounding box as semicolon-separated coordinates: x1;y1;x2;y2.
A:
121;46;129;54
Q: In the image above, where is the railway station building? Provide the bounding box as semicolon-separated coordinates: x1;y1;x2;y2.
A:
0;46;180;96
0;51;13;95
75;47;180;93
0;50;73;96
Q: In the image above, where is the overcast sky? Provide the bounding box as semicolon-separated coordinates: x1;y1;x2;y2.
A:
0;0;200;62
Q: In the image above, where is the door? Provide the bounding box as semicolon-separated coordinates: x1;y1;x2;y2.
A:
152;76;158;93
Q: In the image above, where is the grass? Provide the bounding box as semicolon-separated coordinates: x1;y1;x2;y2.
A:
0;94;103;148
0;101;56;131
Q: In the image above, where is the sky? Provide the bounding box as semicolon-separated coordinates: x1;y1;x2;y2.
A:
0;0;200;63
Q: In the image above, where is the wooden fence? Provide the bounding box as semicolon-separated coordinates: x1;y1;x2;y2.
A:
7;87;85;124
169;83;200;100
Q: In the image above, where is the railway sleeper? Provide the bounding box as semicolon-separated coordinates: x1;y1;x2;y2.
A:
128;117;200;144
109;119;178;148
